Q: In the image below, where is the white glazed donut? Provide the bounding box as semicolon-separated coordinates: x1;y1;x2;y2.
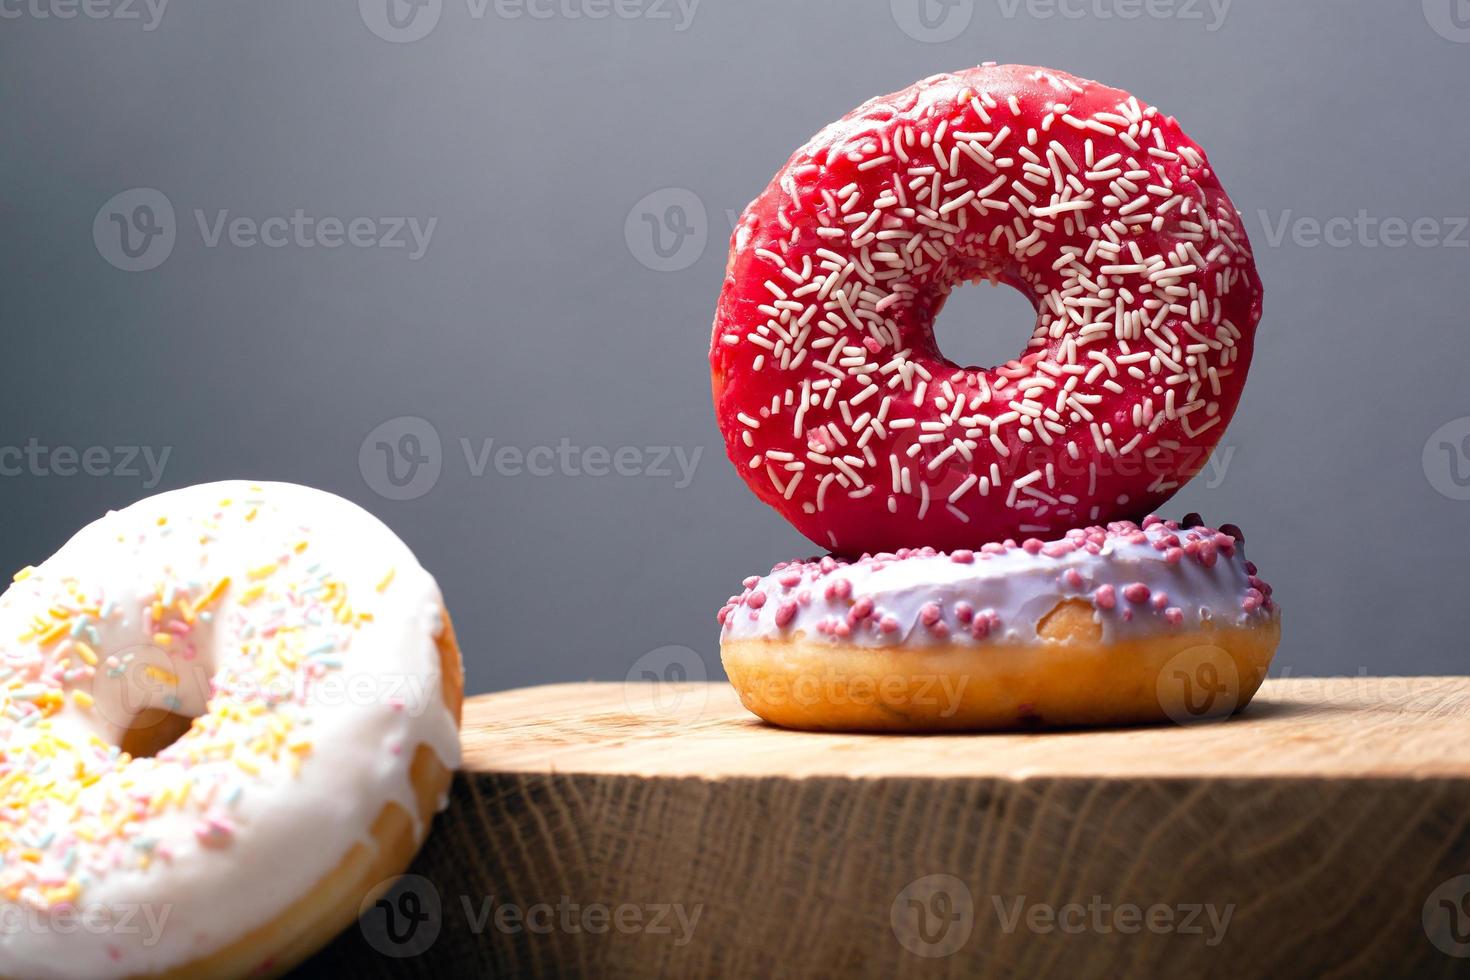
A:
0;481;462;978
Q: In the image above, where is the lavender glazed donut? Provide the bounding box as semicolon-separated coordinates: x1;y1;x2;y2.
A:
719;515;1279;731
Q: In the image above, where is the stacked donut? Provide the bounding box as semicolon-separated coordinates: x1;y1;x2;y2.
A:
711;65;1279;730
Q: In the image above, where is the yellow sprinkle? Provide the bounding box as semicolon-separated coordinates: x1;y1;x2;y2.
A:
219;498;233;507
235;756;260;776
19;850;40;863
72;689;93;707
156;516;168;526
44;882;81;906
247;562;277;581
73;642;98;666
244;507;258;522
12;566;34;582
376;568;396;593
151;633;174;649
240;584;265;604
197;576;231;610
143;664;178;685
36;622;69;647
293;540;309;553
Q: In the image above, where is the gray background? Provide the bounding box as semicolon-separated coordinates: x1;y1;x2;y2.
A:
2;0;1468;696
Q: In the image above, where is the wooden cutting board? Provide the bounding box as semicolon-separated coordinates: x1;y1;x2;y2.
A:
309;678;1470;978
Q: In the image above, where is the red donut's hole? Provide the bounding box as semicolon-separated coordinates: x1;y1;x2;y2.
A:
928;276;1042;375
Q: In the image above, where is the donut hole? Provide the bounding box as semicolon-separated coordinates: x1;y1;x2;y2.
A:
929;277;1041;373
118;708;196;759
88;644;212;759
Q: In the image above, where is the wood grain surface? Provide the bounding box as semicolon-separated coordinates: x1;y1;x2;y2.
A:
306;678;1470;978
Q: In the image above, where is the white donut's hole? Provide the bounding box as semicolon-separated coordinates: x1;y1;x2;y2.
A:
118;708;196;759
87;641;213;759
930;277;1041;373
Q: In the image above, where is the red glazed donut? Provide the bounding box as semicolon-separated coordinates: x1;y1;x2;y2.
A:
711;65;1263;554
